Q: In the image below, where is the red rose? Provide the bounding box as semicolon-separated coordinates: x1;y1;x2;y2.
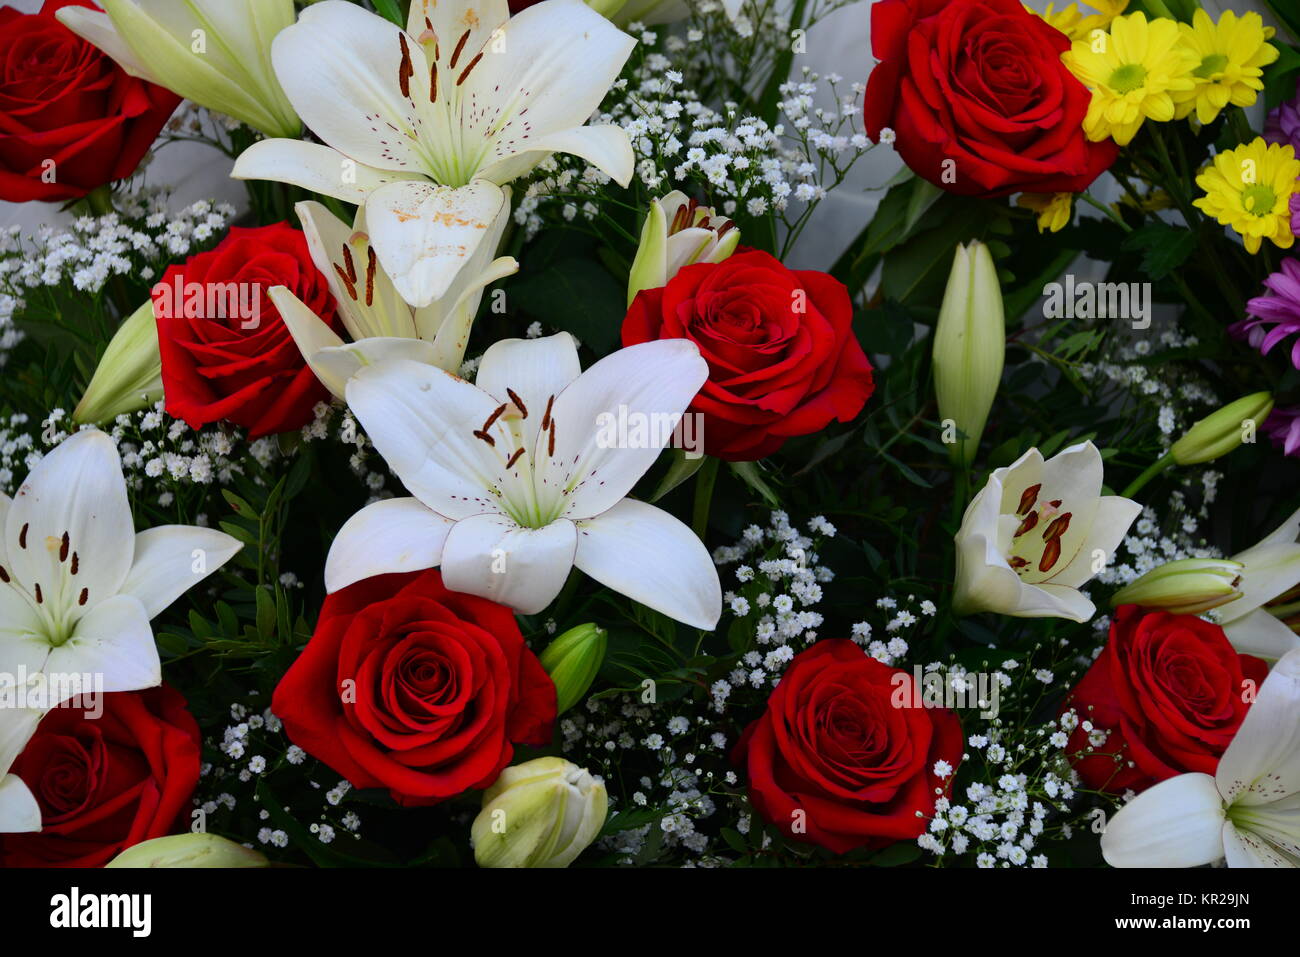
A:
622;249;874;460
153;222;341;438
272;568;556;806
1063;604;1268;793
864;0;1117;197
0;0;179;203
733;639;962;854
0;685;201;868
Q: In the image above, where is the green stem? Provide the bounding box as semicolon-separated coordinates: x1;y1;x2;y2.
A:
692;456;720;540
1079;192;1131;233
83;184;115;217
1121;451;1175;499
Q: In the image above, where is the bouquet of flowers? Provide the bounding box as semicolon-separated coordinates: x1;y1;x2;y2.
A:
1;0;1298;873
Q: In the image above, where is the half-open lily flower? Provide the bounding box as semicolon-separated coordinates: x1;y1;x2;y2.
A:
0;701;41;833
0;431;241;715
232;0;635;307
270;199;518;397
326;334;721;629
1102;645;1300;868
954;442;1141;622
1209;505;1300;660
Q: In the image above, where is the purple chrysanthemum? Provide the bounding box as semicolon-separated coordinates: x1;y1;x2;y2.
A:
1231;258;1300;369
1266;82;1300;153
1264;406;1300;457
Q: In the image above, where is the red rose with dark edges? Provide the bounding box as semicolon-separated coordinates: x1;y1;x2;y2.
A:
272;568;556;806
864;0;1117;197
733;639;963;854
0;686;201;868
0;0;179;203
153;222;341;438
622;249;874;461
1063;605;1269;793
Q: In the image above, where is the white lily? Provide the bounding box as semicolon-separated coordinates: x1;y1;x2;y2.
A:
0;431;241;728
57;0;301;138
0;698;41;833
326;334;720;629
953;441;1141;622
232;0;635;307
627;191;740;306
271;199;518;398
1213;505;1300;661
1102;645;1300;868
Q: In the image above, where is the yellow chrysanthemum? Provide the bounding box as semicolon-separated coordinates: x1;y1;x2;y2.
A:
1018;192;1075;233
1174;9;1278;124
1064;12;1198;146
1194;138;1300;254
1034;0;1128;43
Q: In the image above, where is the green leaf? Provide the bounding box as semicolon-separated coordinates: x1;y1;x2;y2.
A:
649;448;706;503
1121;224;1198;281
728;460;781;507
370;0;405;26
512;258;625;354
255;586;277;639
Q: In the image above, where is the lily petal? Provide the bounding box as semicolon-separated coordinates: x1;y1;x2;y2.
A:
1222;608;1300;660
6;431;134;612
119;526;242;620
314;337;450;400
55;6;157;81
1222;820;1300;867
0;773;40;833
272;1;432;175
440;513;577;614
1216;646;1300;807
269;286;350;398
1050;495;1142;589
0;700;42;777
233;139;421;205
48;593;159;698
574;498;720;629
477;124;635;188
0;585;46;679
1101;772;1226;868
475;333;582;454
345;358;514;520
536;339;708;521
365;180;508;308
324;497;455;592
1219;542;1300;624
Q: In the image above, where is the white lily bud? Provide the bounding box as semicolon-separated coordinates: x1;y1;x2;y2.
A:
72;300;162;425
933;241;1005;467
106;833;269;868
471;757;607;868
627;191;740;306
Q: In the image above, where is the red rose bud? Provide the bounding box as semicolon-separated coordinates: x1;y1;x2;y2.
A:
0;686;201;867
1062;605;1268;794
272;569;557;806
0;0;180;203
152;223;344;438
732;639;963;854
623;249;874;461
863;0;1117;197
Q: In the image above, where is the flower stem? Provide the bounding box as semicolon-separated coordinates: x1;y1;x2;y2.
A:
692;455;720;541
83;184;115;217
1121;451;1175;499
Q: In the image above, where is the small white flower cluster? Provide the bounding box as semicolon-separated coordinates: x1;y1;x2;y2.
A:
300;401;394;503
199;696;364;852
711;511;835;704
1094;501;1221;592
560;695;726;863
1078;326;1219;440
848;594;939;667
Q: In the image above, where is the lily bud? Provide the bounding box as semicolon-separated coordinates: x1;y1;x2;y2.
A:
539;623;607;715
73;300;163;425
1170;392;1274;464
106;833;268;868
472;757;607;868
57;0;301;139
1111;558;1244;615
933;241;1005;466
627;191;740;306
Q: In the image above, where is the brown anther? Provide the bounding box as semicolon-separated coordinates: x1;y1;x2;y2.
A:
34;582;42;604
0;565;8;583
70;552;79;576
340;244;357;283
449;29;470;69
78;587;88;606
1014;511;1039;537
669;202;692;234
59;531;69;562
506;448;525;469
365;247;377;307
456;51;483;86
473;429;496;447
541;394;555;430
506;389;527;418
483;403;508;431
1039;537;1062;572
716;220;736;237
398;34;414;98
430;62;439;103
1008;556;1029;569
333;264;359;301
1042;512;1073;542
18;523;27;549
547;419;556;457
1049;499;1062;508
1016;484;1041;516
